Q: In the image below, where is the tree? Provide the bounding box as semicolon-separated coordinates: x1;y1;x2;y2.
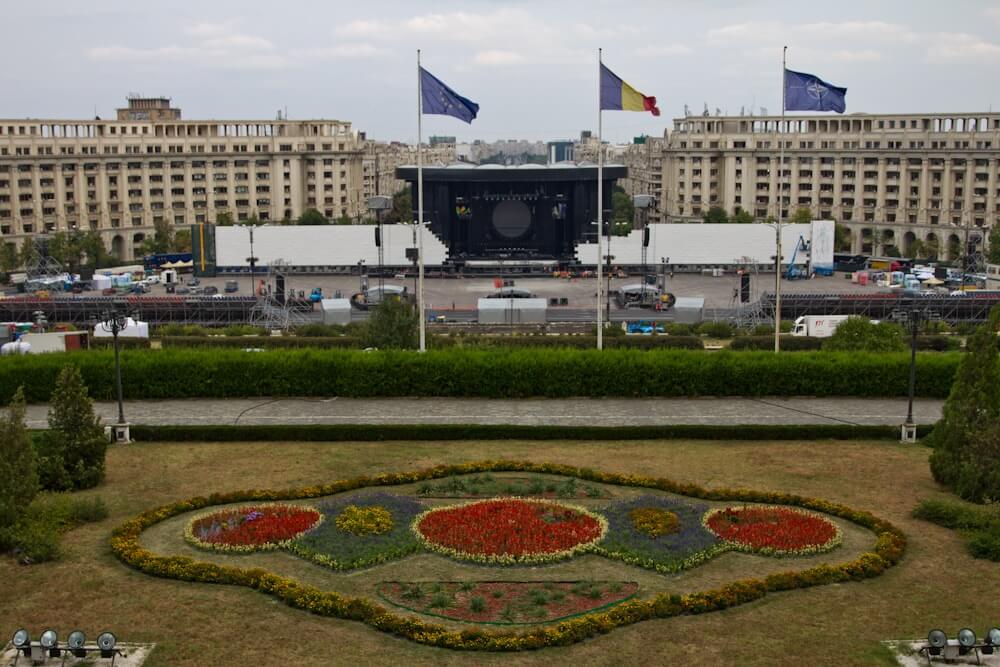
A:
702;206;729;224
0;242;19;274
790;207;813;225
361;297;418;349
36;366;107;491
928;305;1000;503
822;316;906;353
834;223;852;252
79;232;112;268
334;215;353;225
389;187;413;224
988;224;1000;264
216;212;236;227
172;228;192;253
18;238;34;269
611;186;634;224
731;207;753;224
0;387;38;545
298;208;329;226
139;219;173;256
921;237;940;260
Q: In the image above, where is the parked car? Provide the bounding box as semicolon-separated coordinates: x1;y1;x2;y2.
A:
204;286;219;295
175;287;191;295
187;277;201;287
224;280;239;293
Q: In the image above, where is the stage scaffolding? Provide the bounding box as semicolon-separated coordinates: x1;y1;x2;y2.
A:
761;293;1000;324
0;295;315;327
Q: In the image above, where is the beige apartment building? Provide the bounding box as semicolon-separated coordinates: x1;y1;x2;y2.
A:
0;97;366;260
362;140;456;206
660;112;1000;258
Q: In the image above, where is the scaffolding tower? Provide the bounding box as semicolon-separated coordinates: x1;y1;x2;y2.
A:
24;235;66;282
729;257;766;330
250;259;312;331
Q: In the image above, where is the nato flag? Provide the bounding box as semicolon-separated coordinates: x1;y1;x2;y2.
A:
784;69;847;113
420;67;479;124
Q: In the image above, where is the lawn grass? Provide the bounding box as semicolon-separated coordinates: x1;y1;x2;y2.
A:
1;439;997;666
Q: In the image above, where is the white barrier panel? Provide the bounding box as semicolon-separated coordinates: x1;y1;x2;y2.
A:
574;223;815;266
216;225;449;268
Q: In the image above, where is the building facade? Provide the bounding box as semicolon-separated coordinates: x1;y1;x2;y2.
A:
619;136;664;224
660;112;1000;258
361;140;457;206
0;98;366;260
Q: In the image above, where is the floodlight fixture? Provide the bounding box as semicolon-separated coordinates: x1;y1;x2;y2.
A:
927;629;947;655
985;627;1000;655
97;631;117;657
957;627;976;654
11;629;30;649
39;629;57;649
67;630;86;656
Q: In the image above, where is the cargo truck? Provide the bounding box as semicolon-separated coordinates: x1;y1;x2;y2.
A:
791;315;850;338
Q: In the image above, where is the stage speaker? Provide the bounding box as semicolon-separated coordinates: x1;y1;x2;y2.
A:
374;227;381;247
740;273;751;303
276;274;286;305
643;227;650;247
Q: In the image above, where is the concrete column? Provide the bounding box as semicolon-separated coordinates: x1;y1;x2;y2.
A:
833;157;843;221
876;158;888;217
919;158;930;225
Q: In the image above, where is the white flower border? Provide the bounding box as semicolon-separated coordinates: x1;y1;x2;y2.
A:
184;502;323;554
411;497;609;566
701;505;843;557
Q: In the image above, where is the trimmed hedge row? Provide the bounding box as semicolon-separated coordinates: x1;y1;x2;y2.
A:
730;335;961;352
110;460;906;651
129;423;935;442
155;335;706;350
0;348;960;402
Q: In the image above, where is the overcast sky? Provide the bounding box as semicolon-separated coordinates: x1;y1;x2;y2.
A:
5;1;1000;143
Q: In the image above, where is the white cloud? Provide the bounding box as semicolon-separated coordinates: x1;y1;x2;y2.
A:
986;6;1000;22
202;34;274;51
292;43;390;60
633;44;693;57
334;20;387;38
473;50;524;66
926;32;1000;62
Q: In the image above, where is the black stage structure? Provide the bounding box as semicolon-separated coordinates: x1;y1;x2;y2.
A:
396;163;627;269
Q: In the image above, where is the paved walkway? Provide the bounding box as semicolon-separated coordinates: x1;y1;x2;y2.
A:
24;397;942;428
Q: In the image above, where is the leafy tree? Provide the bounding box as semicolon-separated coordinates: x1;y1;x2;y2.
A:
834;223;852;252
884;245;901;258
790;207;813;224
703;206;729;224
79;232;112;268
921;237;940;260
389;187;413;224
731;207;753;224
139;219;173;256
334;215;353;225
36;366;107;491
298;208;329;226
822;316;906;353
0;388;38;544
611;186;634;224
18;238;34;269
1;242;19;274
361;297;418;349
216;212;236;227
928;305;1000;503
988;224;1000;264
947;237;962;263
611;220;631;236
172;228;192;253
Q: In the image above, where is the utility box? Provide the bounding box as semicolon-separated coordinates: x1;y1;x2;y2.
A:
477;298;547;325
320;298;352;326
19;331;90;353
672;297;705;324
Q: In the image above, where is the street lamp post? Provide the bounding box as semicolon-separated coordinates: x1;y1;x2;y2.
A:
367;196;393;298
100;308;131;443
897;307;937;442
246;225;257;296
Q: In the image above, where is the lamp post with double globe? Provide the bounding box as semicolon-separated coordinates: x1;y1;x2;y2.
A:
99;307;131;443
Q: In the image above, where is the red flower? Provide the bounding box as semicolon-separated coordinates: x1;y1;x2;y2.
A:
704;506;839;554
191;505;320;548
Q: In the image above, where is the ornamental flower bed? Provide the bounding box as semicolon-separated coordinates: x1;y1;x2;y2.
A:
703;506;843;556
185;503;321;553
288;493;424;570
413;498;608;565
377;581;639;624
594;495;725;573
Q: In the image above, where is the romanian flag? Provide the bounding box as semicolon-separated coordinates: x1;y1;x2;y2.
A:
600;63;660;116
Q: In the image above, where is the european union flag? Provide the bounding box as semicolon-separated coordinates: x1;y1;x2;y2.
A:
420;67;479;124
784;69;847;113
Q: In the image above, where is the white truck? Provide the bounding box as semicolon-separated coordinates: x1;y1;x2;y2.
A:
791;315;850;338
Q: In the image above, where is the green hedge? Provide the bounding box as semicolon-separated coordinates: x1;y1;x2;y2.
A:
730;336;823;351
0;348;960;402
159;336;365;349
129;423;934;442
156;334;704;350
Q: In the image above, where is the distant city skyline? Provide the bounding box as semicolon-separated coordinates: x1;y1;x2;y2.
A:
4;1;1000;143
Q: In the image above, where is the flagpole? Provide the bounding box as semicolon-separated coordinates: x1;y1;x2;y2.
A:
774;45;787;354
417;49;426;353
596;47;604;351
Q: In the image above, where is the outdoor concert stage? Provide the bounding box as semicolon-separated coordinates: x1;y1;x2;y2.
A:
396;163;627;266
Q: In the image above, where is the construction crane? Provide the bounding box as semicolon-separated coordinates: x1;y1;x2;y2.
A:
785;236;809;280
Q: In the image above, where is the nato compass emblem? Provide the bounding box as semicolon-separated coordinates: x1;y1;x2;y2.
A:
806;80;829;100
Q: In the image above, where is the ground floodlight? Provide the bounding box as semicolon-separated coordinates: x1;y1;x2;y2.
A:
958;628;976;653
927;629;947;654
12;629;30;649
67;630;86;651
985;627;1000;655
39;629;57;649
97;631;117;657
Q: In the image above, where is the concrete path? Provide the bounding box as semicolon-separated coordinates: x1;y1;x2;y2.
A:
24;397;943;428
